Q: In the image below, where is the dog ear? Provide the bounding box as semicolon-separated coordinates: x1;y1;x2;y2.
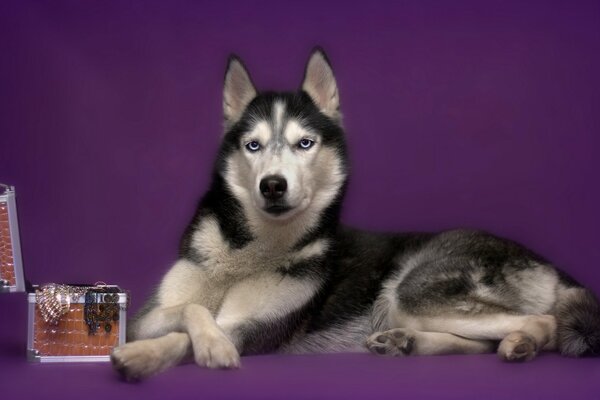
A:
223;55;257;129
301;48;340;122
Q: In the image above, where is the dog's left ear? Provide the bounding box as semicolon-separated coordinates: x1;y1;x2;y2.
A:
301;48;340;122
223;55;257;129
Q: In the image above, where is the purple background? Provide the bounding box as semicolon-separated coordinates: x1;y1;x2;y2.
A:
1;1;599;398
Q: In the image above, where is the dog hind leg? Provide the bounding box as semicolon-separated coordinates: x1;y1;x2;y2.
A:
367;328;494;356
496;315;556;361
414;313;557;361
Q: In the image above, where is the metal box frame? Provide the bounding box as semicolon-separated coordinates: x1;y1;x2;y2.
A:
0;184;25;293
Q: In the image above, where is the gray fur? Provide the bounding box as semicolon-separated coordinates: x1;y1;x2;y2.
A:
555;287;600;356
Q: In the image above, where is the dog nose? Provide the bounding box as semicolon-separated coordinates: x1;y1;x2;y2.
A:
260;175;287;200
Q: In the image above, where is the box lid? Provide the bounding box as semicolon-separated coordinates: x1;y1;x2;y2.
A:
0;184;25;293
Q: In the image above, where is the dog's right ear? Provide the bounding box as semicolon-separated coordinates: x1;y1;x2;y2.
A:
223;55;257;129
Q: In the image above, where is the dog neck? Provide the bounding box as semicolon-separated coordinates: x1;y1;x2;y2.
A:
193;173;346;252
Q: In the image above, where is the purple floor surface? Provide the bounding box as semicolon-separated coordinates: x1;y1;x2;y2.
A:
2;294;600;399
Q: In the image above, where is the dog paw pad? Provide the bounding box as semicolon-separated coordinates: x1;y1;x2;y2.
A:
497;331;538;362
366;328;417;356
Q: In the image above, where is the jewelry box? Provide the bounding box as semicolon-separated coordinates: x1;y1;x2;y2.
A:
2;183;129;362
27;284;128;362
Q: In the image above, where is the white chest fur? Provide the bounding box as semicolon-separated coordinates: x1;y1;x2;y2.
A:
157;216;327;316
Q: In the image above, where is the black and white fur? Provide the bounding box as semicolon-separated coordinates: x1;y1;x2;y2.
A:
111;48;600;381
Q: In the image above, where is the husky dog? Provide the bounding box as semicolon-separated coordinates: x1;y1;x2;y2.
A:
111;48;600;381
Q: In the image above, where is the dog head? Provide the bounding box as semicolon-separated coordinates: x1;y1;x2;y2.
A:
217;48;348;224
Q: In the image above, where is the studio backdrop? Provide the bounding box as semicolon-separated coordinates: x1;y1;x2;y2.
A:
1;0;599;316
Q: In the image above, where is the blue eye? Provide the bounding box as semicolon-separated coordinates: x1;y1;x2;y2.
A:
298;138;314;150
245;141;261;152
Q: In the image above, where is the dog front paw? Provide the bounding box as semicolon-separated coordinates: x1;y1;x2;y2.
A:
111;341;169;382
191;333;241;369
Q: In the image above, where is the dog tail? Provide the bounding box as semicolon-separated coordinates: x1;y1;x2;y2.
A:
555;284;600;357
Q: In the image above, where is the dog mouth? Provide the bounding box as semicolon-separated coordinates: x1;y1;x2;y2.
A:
263;204;293;216
258;195;312;220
